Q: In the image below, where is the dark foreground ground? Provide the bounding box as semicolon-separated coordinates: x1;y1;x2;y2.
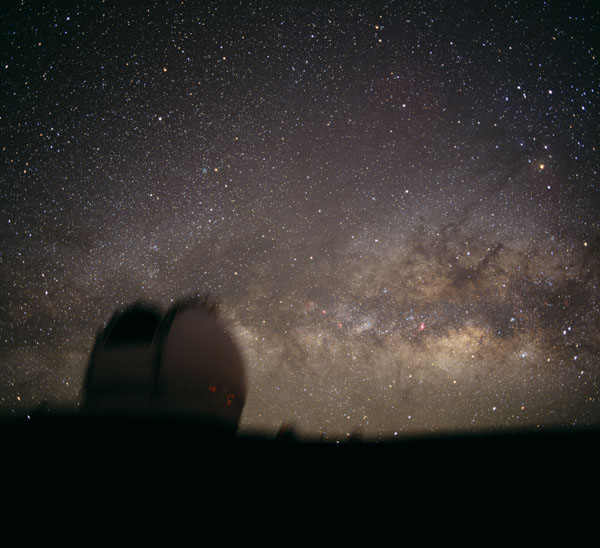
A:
4;411;599;479
3;410;599;527
4;412;597;537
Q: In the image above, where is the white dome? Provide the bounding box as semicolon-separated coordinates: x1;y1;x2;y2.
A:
154;304;247;428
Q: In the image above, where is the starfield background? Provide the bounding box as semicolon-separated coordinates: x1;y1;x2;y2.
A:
1;1;599;440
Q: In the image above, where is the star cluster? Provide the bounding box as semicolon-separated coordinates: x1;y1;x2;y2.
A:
1;1;599;439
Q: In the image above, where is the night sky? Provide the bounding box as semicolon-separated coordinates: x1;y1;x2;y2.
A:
1;1;599;439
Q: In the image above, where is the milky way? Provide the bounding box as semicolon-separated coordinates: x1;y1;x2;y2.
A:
1;2;599;439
